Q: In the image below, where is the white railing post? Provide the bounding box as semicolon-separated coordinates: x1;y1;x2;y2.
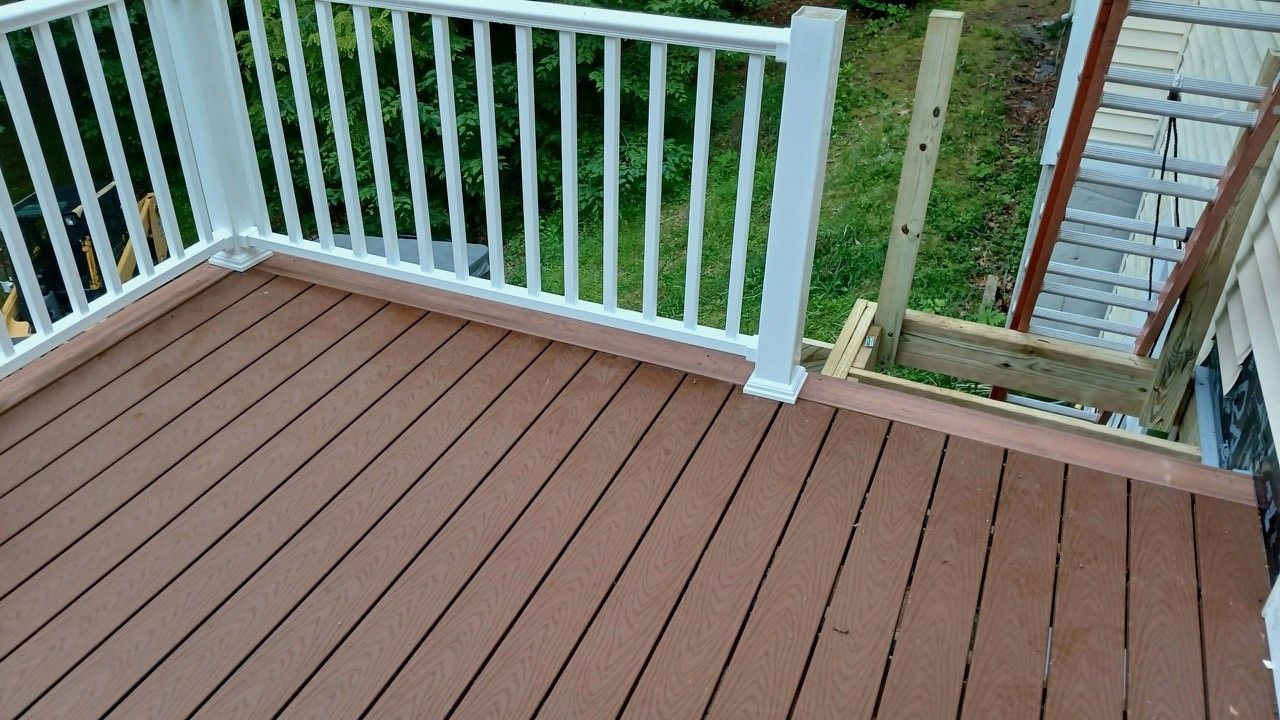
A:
158;0;272;270
744;6;845;403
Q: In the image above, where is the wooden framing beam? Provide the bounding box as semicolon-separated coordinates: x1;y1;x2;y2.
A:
1142;52;1280;430
822;298;878;376
896;310;1156;415
872;9;963;365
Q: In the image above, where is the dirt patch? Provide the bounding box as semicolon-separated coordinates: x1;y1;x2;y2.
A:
752;0;839;27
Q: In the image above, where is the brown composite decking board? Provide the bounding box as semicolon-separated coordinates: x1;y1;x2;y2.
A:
536;390;779;719
1043;466;1128;720
0;270;1272;720
959;451;1065;720
26;326;530;719
872;437;1005;720
0;274;305;493
337;364;684;719
1128;481;1208;719
1196;497;1273;720
0;269;269;453
450;375;732;719
0;293;389;598
791;422;947;719
705;411;890;720
198;351;633;719
0;280;338;539
114;340;591;719
0;312;462;665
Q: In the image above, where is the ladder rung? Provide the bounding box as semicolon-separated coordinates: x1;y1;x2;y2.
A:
1047;261;1165;293
1105;67;1267;104
1063;208;1192;242
1100;92;1258;128
1058;229;1186;263
1083;142;1225;179
1029;322;1136;353
1040;281;1158;313
1129;1;1280;33
1032;307;1143;337
1077;167;1218;203
1006;394;1102;421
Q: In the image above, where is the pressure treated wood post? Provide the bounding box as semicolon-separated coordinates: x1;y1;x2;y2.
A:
1143;52;1280;431
745;7;846;403
872;9;963;367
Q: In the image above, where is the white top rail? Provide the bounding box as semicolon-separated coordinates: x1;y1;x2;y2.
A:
337;0;792;58
0;0;116;34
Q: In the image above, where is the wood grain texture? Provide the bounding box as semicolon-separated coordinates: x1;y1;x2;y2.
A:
1127;481;1206;720
538;390;778;719
115;340;586;719
959;451;1064;720
452;376;732;719
0;281;339;540
707;411;890;719
286;363;680;719
0;293;386;598
199;352;633;720
3;322;506;719
1195;497;1275;720
791;422;946;719
0;275;308;495
1043;466;1128;720
873;437;1004;719
622;401;835;718
0;263;238;420
0;305;426;659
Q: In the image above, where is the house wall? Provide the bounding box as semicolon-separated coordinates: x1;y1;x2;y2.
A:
1099;0;1280;429
1091;16;1194;148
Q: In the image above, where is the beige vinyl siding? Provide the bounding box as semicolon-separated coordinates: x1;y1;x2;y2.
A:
1101;0;1280;424
1090;16;1193;147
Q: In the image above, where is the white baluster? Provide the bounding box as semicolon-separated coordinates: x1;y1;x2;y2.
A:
560;30;579;304
316;0;368;258
475;20;505;286
393;10;433;272
432;15;470;280
683;47;715;329
355;4;400;265
515;25;541;296
603;36;621;313
642;42;667;321
725;54;765;340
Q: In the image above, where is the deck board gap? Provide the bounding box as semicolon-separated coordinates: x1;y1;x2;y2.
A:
1037;462;1071;720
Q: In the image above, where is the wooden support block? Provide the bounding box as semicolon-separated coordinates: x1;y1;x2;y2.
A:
896;310;1156;415
872;9;963;365
1144;52;1280;431
822;298;876;377
853;325;881;370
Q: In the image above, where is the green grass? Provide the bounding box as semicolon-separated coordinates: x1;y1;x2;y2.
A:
498;0;1042;358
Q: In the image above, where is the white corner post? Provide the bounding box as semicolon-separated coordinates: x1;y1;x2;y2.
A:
744;7;846;403
161;0;272;271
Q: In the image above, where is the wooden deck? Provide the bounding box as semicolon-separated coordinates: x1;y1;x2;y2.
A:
0;267;1273;719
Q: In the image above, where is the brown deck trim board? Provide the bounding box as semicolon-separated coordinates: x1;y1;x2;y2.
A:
262;255;1252;504
873;437;1005;719
0;269;267;453
959;452;1065;720
198;350;630;719
707;411;890;719
0;262;234;416
791;423;947;719
1043;466;1128;719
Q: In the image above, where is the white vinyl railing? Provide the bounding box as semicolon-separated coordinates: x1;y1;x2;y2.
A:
0;0;845;402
